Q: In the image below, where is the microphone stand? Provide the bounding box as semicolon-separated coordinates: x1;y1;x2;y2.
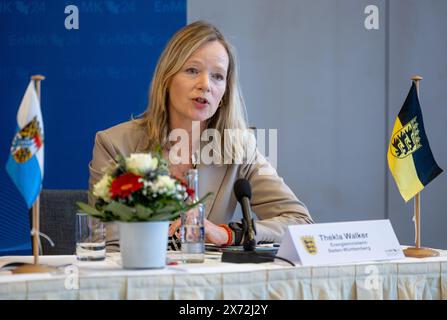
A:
242;214;256;251
221;213;275;264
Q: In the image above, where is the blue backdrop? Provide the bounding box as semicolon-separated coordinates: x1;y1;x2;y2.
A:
0;0;186;255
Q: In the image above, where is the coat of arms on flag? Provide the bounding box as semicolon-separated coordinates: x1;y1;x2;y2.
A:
5;80;44;209
389;117;421;159
387;81;442;202
10;116;43;163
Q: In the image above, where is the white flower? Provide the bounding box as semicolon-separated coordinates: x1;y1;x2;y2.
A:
152;175;176;194
126;153;158;175
93;174;112;202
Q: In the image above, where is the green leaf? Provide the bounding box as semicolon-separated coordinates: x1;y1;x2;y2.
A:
103;201;135;221
76;202;105;219
155;203;179;214
185;192;213;208
149;211;181;221
198;192;213;203
135;204;154;220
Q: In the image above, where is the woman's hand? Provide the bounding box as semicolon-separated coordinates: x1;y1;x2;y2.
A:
168;217;229;246
168;218;181;239
204;219;229;245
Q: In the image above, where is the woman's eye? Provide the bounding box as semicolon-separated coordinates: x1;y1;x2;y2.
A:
185;67;198;74
212;73;225;81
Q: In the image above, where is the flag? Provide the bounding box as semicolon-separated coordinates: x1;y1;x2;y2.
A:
387;81;443;202
5;80;44;208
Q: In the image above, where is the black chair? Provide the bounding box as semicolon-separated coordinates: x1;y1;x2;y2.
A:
40;189;88;255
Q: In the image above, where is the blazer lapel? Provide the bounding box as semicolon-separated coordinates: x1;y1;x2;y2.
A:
198;164;228;219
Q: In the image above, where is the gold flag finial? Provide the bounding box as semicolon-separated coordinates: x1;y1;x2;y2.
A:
411;75;423;81
31;75;45;81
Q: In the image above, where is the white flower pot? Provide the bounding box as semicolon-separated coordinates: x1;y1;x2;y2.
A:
117;221;169;269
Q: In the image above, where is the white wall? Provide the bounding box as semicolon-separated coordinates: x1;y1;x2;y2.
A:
188;0;447;248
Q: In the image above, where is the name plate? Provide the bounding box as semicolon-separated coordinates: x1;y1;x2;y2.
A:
277;220;404;266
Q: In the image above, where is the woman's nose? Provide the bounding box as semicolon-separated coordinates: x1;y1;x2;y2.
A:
196;73;211;92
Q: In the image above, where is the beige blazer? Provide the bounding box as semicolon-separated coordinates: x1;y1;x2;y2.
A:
89;120;313;245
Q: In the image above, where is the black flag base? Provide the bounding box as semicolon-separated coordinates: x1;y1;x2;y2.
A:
403;247;440;258
12;264;56;274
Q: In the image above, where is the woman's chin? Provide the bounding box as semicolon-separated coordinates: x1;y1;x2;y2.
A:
189;110;214;122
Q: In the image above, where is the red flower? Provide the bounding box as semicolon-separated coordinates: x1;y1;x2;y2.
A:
186;188;195;199
110;173;143;198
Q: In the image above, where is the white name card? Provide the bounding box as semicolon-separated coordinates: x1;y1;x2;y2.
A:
277;219;404;266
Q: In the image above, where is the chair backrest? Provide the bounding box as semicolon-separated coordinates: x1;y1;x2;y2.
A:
40;189;88;255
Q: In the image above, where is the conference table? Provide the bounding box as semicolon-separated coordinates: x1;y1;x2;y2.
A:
1;250;446;300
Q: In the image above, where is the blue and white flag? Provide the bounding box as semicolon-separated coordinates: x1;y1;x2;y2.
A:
5;80;44;208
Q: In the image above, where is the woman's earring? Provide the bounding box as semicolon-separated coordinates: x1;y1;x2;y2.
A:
218;100;223;108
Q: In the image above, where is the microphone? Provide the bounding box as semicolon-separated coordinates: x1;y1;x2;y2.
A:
233;179;256;251
220;179;276;263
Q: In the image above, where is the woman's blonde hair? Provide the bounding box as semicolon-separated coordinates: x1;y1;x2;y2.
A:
138;20;248;159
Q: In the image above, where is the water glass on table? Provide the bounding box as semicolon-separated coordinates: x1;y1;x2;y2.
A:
75;212;106;261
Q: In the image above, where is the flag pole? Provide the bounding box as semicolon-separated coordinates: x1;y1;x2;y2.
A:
31;75;44;266
413;76;422;251
403;75;439;258
13;75;55;274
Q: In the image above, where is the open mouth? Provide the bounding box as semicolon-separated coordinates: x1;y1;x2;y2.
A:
193;97;209;104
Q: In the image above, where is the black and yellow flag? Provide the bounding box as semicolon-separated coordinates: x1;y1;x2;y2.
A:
387;82;443;202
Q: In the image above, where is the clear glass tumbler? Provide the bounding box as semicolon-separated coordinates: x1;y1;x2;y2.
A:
75;212;106;261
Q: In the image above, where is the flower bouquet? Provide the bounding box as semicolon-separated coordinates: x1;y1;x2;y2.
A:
77;150;209;269
78;152;208;222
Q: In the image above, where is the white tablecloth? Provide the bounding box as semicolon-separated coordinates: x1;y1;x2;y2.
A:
1;251;447;300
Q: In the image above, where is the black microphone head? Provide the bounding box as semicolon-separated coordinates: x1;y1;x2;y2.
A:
234;178;252;202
